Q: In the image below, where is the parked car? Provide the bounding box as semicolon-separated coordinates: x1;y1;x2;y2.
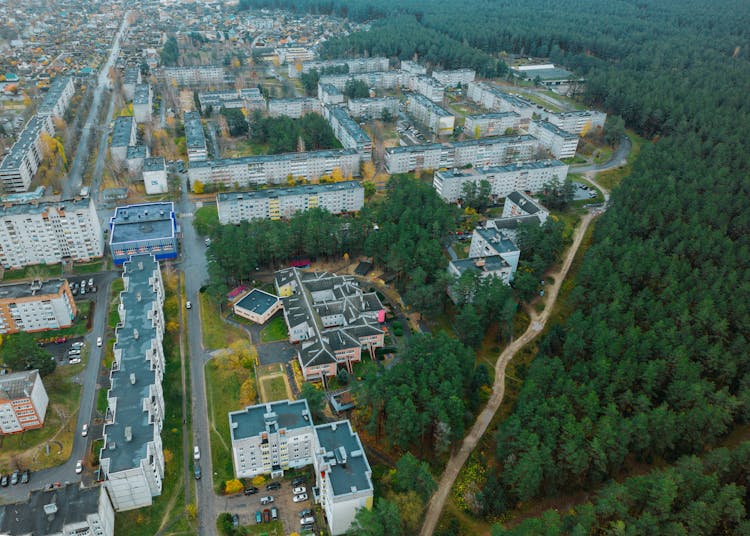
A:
263;509;271;523
255;511;262;524
88;278;94;287
266;481;281;491
1;474;9;487
20;469;30;484
185;301;192;309
68;349;81;356
301;523;315;532
270;506;278;520
292;486;306;495
298;509;313;518
193;446;200;460
81;424;88;437
293;493;308;503
231;514;239;528
96;337;102;347
300;516;315;525
75;460;83;474
10;470;20;485
292;476;306;487
244;486;258;496
69;358;81;364
71;342;84;349
259;496;274;505
194;464;201;480
79;287;86;296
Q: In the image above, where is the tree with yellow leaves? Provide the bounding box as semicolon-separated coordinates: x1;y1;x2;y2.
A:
331;167;344;182
224;479;244;495
193;180;205;194
252;475;266;487
361;160;376;181
239;378;257;406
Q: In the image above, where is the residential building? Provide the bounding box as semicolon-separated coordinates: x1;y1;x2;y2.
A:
108;202;177;265
275;268;385;380
0;279;76;335
0;370;48;434
100;254;166;512
289;57;389;78
346;97;398;120
400;60;427;75
432;68;476;87
318;83;345;106
232;289;282;324
0;114;54;192
546;110;607;135
275;47;315;64
0;197;104;269
110;115;137;165
528;120;579;159
229;399;315;479
37;76;75;118
464;112;521;137
267;98;321;118
319;71;401;92
323;105;372;159
188;149;361;191
184;111;207;163
198;88;266;112
162;65;225;86
314;420;374;536
502;190;550;223
385;135;539;174
133;84;152;123
406;93;455;136
411;75;445;102
217;181;364;223
0;483;115;536
448;225;521;287
142;157;168;195
433;159;568;203
123;66;142;101
466;82;538;126
126;145;148;174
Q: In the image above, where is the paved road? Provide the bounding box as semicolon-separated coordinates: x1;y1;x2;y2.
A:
571;135;631;173
0;271;119;504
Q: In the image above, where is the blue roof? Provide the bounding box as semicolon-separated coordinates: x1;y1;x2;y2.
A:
234;288;279;316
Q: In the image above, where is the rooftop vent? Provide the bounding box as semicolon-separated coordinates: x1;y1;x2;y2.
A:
43;502;58;518
136;292;141;302
108;441;116;451
130;373;136;385
137;261;143;271
133;329;139;340
124;426;132;442
351;449;363;458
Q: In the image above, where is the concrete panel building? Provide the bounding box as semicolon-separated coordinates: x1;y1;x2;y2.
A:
318;83;345;106
232;289;282;324
123;66;142;101
184;111;208;163
217;181;364;224
464;112;521;138
0;114;54;192
100;254;166;512
323;105;372;159
108;202;177;265
163;66;225;86
188;149;361;191
528;120;579;159
133;84;152;123
0;279;76;335
400;60;427;75
502;190;550;224
546;110;607;135
289;57;389;78
198;88;266;113
319;71;401;92
466;82;538;126
37;76;75;118
411;75;445;102
0;197;104;269
126;144;148;175
267;98;321;118
110;115;137;165
432;68;476;87
407;93;455;136
347;97;398;120
0;370;48;434
143;157;168;195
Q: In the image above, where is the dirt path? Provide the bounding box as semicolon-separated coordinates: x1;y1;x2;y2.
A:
419;211;595;536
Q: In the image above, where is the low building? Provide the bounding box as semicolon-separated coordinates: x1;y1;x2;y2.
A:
126;145;148;174
0;279;76;334
100;255;166;512
0;114;54;192
267;97;321;118
502;190;549;223
37;76;75;118
432;68;475;88
133;84;152;123
123;66;142;101
346;97;398;120
143;157;168;195
448;222;522;290
546;110;607;136
108;202;177;265
275;47;315;65
217;181;364;224
110;115;137;165
162;65;226;86
528;120;579;159
184;111;207;163
318;83;345;106
323;105;372;160
233;288;282;324
407;93;455;136
511;64;584;93
0;483;115;536
0;370;48;434
464;112;521;138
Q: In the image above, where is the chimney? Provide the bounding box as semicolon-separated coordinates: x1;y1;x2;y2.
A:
125;426;132;442
138;261;143;270
133;329;139;340
43;501;58;522
108;441;116;450
130;373;136;385
136;292;141;302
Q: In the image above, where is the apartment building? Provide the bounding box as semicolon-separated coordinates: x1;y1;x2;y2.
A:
188;149;361;191
464;112;521;137
142;157;168;195
0;370;48;434
448;225;521;286
318;83;345;106
289;57;389;78
0;483;115;536
347;97;398;119
217;181;364;224
323;105;372;160
400;60;427;75
528;120;579;159
432;68;476;87
546;110;607;135
198;88;266;112
407;93;455;136
0;279;76;335
0;114;54;192
411;75;445;102
123;66;142;101
110;115;137;165
162;65;226;86
275;47;314;64
37;76;75;118
502;190;550;224
133;84;152;123
100;254;166;512
385;135;539;174
0;197;104;269
108;203;177;265
267;98;321;118
184;111;208;163
466;82;538;126
433;159;568;203
126;145;148;175
229;399;315;479
319;71;401;92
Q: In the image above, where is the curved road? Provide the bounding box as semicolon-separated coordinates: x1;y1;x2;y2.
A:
571;135;631;173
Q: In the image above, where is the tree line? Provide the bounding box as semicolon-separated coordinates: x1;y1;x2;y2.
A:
249;110;340;153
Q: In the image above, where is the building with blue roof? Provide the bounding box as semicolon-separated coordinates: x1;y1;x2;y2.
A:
233;288;282;324
108;202;177;265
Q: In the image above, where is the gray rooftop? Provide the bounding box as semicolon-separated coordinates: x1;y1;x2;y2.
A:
143;157;165;172
0;369;40;401
123;66;140;84
0;483;101;535
0;279;66;300
476;227;519;255
410;93;452;117
315;421;372;497
230;399;311;441
111;116;134;147
134;84;150;105
451;255;510;276
218;181;362;204
0;116;50;171
109;202;175;245
184;112;207;150
517;66;576;81
436;159;564;180
0;197;92;218
506;191;546;214
328;106;371;144
466;111;520;121
532;120;578;139
189;148;358;169
234;288;279;316
127;145;147;159
319;83;341;95
386;135;536;155
37;76;72;115
101;254;162;473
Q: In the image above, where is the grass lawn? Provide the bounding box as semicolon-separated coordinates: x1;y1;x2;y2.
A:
259;315;288;343
261;376;289;402
1;264;62;281
96;387;108;414
192;205;219;236
72;260;105;274
108;279;125;329
244;520;284;535
199;293;248;351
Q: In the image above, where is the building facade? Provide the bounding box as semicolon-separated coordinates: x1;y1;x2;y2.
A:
0;370;48;434
464;112;521;138
0;197;104;269
162;66;225;86
133;84;152;123
0;114;54;192
100;254;166;512
528;120;579;159
346;97;398;120
289;57;389;78
323;105;372;160
184;111;208;163
37;76;75;118
0;279;76;335
267;98;321;118
546;110;607;135
123;66;142;101
143;157;168;195
318;83;345;106
502;190;550;223
110;115;137;165
232;289;283;324
411;75;445;102
108;202;177;265
432;68;476;87
406;93;455;136
466;82;538;126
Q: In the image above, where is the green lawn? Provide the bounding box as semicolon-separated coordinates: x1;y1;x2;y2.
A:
193;205;219;236
244;520;283;535
261;376;288;402
96;387;108;414
259;315;288;343
108;279;125;329
72;260;105;274
1;264;62;281
199;293;248;351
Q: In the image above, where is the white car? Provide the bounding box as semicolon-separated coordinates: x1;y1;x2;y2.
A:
259;496;274;505
293;493;308;503
75;460;83;474
81;424;88;437
193;446;200;461
69;358;81;364
71;342;85;349
185;301;192;310
96;337;102;347
292;486;306;495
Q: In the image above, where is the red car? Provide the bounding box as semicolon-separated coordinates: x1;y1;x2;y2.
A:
54;337;67;344
263;509;271;523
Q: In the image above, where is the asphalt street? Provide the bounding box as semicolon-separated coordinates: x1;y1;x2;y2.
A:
571;135;632;173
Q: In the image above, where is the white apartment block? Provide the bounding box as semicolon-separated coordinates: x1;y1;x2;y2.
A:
466;82;538;126
0;370;48;434
217;181;364;224
289;57;389;78
433;159;568;203
229;399;315;479
318;83;345;106
464;112;521;137
502;190;550;224
0;279;76;335
411;75;445;102
162;66;225;86
188;149;361;191
432;68;476;87
142;157;168;194
100;254;166;512
184;111;208;163
546;110;607;135
110;115;137;165
0;197;104;269
528;120;579;159
400;60;427;75
407;93;455;136
385;135;539;174
0;114;54;192
469;226;521;279
133;84;152;123
267;98;322;118
37;76;75;118
347;97;398;119
323;105;372;160
319;71;402;92
123;66;142;101
199;88;266;112
126;145;148;175
275;47;315;64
